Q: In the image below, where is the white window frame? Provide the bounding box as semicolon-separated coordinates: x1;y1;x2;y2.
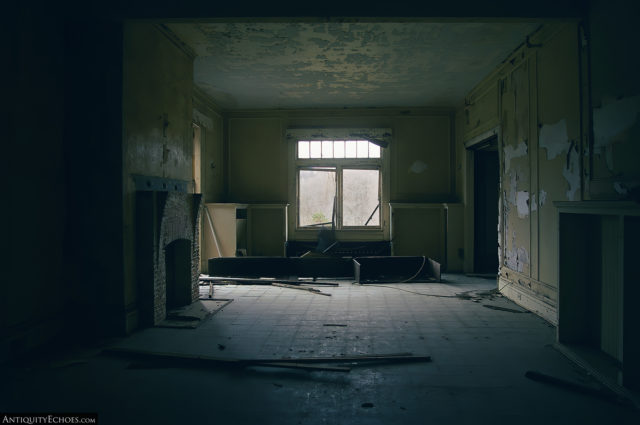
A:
287;128;391;241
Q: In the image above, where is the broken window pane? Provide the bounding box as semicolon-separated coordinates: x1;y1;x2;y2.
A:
345;140;357;158
298;141;309;159
333;141;345;158
368;143;381;158
309;141;322;158
299;169;336;227
342;169;380;226
322;141;333;158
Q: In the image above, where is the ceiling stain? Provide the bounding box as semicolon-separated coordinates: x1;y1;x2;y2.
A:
167;21;540;110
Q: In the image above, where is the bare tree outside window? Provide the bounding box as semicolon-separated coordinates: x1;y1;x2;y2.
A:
299;169;336;227
295;139;384;231
343;169;380;226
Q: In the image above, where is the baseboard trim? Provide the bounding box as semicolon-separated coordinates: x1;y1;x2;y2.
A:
499;277;557;325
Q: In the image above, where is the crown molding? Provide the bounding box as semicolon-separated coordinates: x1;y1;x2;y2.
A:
155;23;196;60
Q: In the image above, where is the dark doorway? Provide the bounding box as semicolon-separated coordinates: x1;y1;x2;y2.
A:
472;137;499;274
165;239;192;311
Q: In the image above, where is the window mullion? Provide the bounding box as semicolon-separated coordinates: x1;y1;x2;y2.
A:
336;165;343;230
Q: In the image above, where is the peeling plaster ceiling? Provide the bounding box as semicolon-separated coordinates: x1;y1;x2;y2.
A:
167;21;540;110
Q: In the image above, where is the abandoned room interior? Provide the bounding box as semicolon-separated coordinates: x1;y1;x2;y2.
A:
4;0;640;423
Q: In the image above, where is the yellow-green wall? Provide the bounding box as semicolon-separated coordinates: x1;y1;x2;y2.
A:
457;18;640;322
122;23;194;332
226;109;455;203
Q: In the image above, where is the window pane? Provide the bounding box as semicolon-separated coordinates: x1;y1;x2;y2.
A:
345;140;357;158
322;141;333;158
342;169;380;226
299;169;336;227
333;141;345;158
309;141;322;158
368;143;381;158
298;141;309;159
357;140;369;158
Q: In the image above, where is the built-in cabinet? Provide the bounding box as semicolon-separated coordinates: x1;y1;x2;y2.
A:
557;201;640;390
201;203;288;273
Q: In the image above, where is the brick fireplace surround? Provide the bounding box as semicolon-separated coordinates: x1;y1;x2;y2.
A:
136;190;202;326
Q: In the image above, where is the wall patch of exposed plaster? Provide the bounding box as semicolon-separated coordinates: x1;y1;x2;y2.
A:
505;232;529;273
503;141;527;172
593;95;640;172
539;189;547;206
593;95;640;148
539;119;569;160
516;191;529;218
562;143;580;201
409;160;428;174
507;171;517;206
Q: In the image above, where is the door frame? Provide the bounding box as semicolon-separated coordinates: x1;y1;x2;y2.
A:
463;126;501;274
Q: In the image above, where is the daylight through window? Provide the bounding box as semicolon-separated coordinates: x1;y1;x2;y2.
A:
296;140;382;230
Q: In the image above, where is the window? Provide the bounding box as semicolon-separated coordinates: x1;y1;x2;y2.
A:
288;129;391;240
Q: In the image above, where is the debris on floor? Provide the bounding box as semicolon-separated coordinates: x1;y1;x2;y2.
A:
456;288;501;301
207;255;440;283
354;256;441;283
199;275;339;286
157;299;233;329
271;282;331;296
103;348;432;373
483;305;528;313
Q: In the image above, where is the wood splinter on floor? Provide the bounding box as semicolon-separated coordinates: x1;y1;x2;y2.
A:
271;282;331;296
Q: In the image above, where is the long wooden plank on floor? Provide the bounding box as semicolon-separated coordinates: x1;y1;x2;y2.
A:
271;282;332;296
199;276;339;286
103;348;350;372
105;347;430;364
272;353;432;364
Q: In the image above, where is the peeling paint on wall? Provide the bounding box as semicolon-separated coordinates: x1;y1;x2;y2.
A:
409;160;428;174
505;232;529;273
562;143;580;201
516;191;529;218
614;181;640;196
539;189;547;206
503;141;527;172
506;171;518;206
614;182;628;195
592;95;640;173
531;193;537;211
593;95;640;149
539;119;569;160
